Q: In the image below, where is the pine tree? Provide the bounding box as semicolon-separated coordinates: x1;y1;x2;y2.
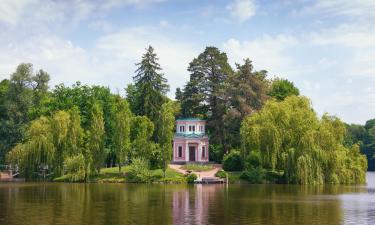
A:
181;47;233;151
131;46;169;122
225;59;270;148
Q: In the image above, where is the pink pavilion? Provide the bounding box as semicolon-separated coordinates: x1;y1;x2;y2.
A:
172;118;209;163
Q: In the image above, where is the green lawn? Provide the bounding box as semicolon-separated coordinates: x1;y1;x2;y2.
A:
54;166;186;183
180;164;213;172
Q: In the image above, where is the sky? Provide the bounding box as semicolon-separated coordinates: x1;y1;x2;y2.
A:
0;0;374;124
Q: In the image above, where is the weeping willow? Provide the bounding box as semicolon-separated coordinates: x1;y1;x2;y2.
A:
6;117;55;179
6;110;86;180
241;96;367;184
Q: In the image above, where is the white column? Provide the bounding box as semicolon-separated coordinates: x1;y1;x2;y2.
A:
185;142;189;162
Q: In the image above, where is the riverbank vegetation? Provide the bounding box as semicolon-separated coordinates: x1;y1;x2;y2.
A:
180;164;213;172
0;45;369;184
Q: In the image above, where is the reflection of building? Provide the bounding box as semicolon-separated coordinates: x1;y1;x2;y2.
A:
173;118;209;163
172;185;221;224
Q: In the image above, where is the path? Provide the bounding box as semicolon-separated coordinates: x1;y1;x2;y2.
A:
169;164;223;180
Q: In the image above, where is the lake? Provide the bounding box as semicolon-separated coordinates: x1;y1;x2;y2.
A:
1;173;375;225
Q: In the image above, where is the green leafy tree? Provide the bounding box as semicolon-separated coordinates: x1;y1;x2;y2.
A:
2;64;35;162
131;116;154;161
241;96;367;184
87;103;105;174
156;101;180;176
6;117;55;180
65;106;84;157
224;59;270;149
113;97;132;172
269;78;299;101
0;79;10;163
362;119;375;170
50;111;70;177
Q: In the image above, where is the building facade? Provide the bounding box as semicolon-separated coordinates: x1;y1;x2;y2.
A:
172;118;209;163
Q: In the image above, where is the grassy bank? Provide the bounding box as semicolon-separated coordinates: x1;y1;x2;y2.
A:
54;166;186;183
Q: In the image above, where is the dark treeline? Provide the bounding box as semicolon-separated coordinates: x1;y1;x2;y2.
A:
0;46;368;184
346;120;375;170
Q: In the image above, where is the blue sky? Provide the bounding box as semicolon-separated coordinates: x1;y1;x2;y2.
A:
1;0;375;124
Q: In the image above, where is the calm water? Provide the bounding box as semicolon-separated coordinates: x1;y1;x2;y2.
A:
1;173;375;225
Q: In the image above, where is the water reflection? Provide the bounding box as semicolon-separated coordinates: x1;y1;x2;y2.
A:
0;173;374;225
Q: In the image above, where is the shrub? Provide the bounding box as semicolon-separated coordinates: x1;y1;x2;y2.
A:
245;150;261;169
265;170;284;183
63;154;86;182
186;173;197;183
223;150;244;171
127;158;153;183
209;144;224;163
181;164;213;172
215;170;227;178
240;167;264;184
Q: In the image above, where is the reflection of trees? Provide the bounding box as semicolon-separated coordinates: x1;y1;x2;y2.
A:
207;184;349;225
0;183;369;225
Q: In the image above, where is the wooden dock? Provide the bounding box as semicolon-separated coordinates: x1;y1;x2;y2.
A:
0;171;25;182
195;177;225;184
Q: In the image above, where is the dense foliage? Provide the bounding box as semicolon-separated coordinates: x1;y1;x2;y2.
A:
222;150;244;171
241;96;367;184
0;45;369;184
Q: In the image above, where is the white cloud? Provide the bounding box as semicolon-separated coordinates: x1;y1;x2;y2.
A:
298;0;375;18
308;24;375;48
0;0;165;27
0;0;34;25
95;27;200;93
226;0;256;22
0;26;200;97
223;34;298;75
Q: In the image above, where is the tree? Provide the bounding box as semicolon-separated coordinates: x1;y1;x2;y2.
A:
362;119;375;170
30;69;51;119
0;79;10;163
269;78;299;101
241;96;367;184
113;97;132;172
129;46;169;124
157;101;180;176
50;111;70;177
131;116;154;161
179;47;233;152
2;64;35;162
65;106;84;157
6;117;55;180
344;124;365;147
87;103;105;174
224;59;270;149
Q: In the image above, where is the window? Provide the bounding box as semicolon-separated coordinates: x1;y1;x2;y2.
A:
199;126;203;132
189;125;195;132
202;146;206;158
178;146;183;157
179;126;185;132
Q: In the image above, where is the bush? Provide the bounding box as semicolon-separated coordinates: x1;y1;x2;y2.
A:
186;173;197;183
63;154;86;182
215;170;227;178
209;144;224;163
127;158;153;183
245;150;261;169
240;167;264;184
181;164;213;172
265;170;284;183
223;150;244;171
